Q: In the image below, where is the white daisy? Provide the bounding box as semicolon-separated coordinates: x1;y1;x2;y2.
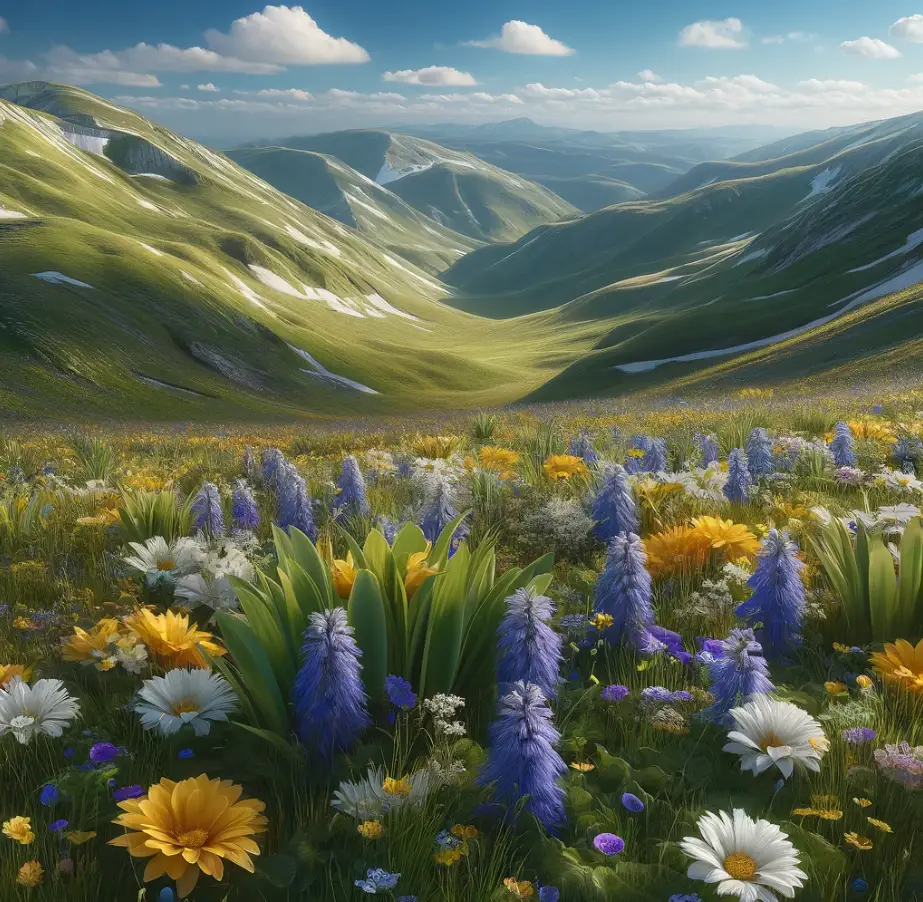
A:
116;643;148;675
680;808;808;902
331;766;433;819
0;677;80;744
174;573;239;612
878;468;923;493
724;696;828;779
133;668;237;737
123;536;202;577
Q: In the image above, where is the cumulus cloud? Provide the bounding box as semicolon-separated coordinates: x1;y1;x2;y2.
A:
637;69;661;82
466;20;574;55
205;5;369;65
418;91;522;103
237;87;315;100
839;37;901;58
678;18;747;49
197;82;219;92
797;78;867;92
891;15;923;42
383;66;477;86
0;17;8;34
762;31;814;45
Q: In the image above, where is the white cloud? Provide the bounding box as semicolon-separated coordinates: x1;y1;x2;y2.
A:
762;31;814;45
637;69;661;82
891;14;923;42
0;17;8;34
205;5;369;65
418;91;522;104
383;66;477;86
48;43;281;76
242;87;315;100
798;78;867;92
466;20;574;56
197;82;219;92
678;18;747;49
839;37;901;59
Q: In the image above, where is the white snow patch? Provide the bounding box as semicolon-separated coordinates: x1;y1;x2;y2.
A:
289;345;378;394
221;267;269;311
347;191;390;222
181;271;202;286
800;167;841;203
301;284;365;318
137;375;203;396
136;199;160;212
33;272;93;288
734;249;769;266
376;160;434;186
0;207;27;219
616;259;923;374
132;173;171;181
285;224;342;257
745;289;797;302
847;226;923;273
62;131;109;157
248;265;305;298
365;293;422;322
138;242;164;257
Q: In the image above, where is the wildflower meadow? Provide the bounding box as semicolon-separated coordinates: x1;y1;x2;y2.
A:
0;393;922;901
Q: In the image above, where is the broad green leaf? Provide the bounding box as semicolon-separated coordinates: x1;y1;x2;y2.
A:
288;527;335;604
430;511;470;569
338;527;368;572
230;579;297;691
898;517;923;635
347;570;388;698
420;543;470;696
232;723;301;762
867;531;897;641
362;529;391;583
392;523;428;573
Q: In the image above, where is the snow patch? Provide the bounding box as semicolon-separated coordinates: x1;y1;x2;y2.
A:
285;224;342;257
181;271;202;286
33;272;93;289
365;293;422;322
800;167;841;203
222;268;269;311
289;345;378;394
138;242;164;257
376;160;434;186
132;173;171;181
734;248;769;266
136;199;160;212
248;265;305;298
847;226;923;273
0;207;27;219
137;375;204;396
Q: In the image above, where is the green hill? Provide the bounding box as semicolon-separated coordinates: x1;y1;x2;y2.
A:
247;129;579;243
225;146;479;273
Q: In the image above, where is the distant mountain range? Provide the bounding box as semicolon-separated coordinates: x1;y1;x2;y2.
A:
2;82;923;417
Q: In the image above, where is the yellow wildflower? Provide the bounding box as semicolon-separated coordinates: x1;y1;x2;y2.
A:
16;861;43;887
569;761;595;772
844;833;873;850
331;554;357;600
870;639;923;697
592;613;613;630
382;776;411;795
479;446;520;478
404;547;439;599
824;681;849;696
0;664;28;686
690;516;761;561
867;818;892;833
855;675;873;690
504;878;535;898
451;824;478;840
542;455;588;481
358;820;384;839
853;798;873;808
61;618;123;670
644;526;710;576
833;643;852;654
4;816;34;844
434;849;462;866
122;609;225;669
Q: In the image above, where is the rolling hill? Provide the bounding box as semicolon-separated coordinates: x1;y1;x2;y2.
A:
240;129;579;243
0;82;580;419
225;145;479;273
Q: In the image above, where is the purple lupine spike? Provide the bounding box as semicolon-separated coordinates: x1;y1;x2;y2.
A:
591;463;638;542
497;588;562;698
829;423;857;468
696;433;719;467
231;479;260;531
261;448;286;491
277;462;316;540
336;454;370;517
292;608;370;760
420;475;459;544
702;628;775;719
569;431;599;465
724;449;751;503
642;438;668;473
735;529;805;660
478;681;566;832
745;428;774;478
623;435;652;474
191;482;224;535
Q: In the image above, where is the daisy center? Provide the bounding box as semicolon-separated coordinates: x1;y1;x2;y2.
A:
758;731;784;750
157;558;175;571
176;828;209;848
172;699;201;715
724;851;757;881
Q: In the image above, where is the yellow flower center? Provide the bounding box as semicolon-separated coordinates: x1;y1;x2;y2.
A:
172;699;201;715
724;852;757;881
157;558;175;571
758;731;784;750
176;828;209;848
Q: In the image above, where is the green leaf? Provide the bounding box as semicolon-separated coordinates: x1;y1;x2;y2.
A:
257;853;298;887
430;511;470;569
419;543;470;696
232;723;301;762
898;516;923;635
338;527;368;572
347;570;389;698
230;577;297;691
287;527;335;605
867;530;897;641
391;523;428;571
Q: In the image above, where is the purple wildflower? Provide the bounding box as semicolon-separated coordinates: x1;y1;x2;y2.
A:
177;748;194;760
591;463;639;542
261;448;286;490
624;435;652;474
112;784;145;802
293;608;370;760
874;741;923;790
843;727;876;744
385;675;417;710
337;455;370;517
703;628;775;718
830;422;857;468
724;449;751;503
49;819;69;832
621;792;644;812
191;482;224;535
642;438;668;473
39;785;59;807
277;462;316;540
89;742;119;765
593;833;625;856
420;475;461;545
735;530;805;660
696;433;719;466
538;887;561;902
355;869;400;893
593;533;683;657
569;431;599;465
746;428;774;478
497;588;562;698
478;681;567;832
601;684;630;702
231;479;260;531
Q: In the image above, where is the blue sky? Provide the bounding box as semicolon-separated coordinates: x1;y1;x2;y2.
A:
3;1;923;141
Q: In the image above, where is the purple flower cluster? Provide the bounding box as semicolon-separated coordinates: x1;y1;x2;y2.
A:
829;422;857;468
478;682;567;831
642;438;668;473
337;455;370;518
591;463;639;542
385;675;417;710
640;686;690;705
745;428;774;478
724;449;751;503
593;832;625;856
696;433;719;467
601;684;630;702
843;727;877;744
874;741;923;790
735;530;806;660
497;588;562;698
231;479;260;531
420;475;462;545
702;628;774;718
623;435;652;474
191;482;224;535
292;608;370;760
569;430;600;465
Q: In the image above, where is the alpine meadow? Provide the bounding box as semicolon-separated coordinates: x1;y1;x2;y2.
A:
3;2;923;901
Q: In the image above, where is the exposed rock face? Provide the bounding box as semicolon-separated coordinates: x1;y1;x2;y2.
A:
188;342;264;391
104;134;198;184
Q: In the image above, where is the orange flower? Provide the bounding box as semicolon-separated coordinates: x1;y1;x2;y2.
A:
331;554;357;600
870;639;923;696
504;878;535;898
0;664;28;686
690;516;761;561
542;455;588;481
404;548;439;599
644;526;710;576
123;609;225;669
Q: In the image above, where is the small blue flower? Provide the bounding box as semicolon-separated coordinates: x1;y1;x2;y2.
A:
538;886;561;902
668;895;703;902
355;868;400;894
621;792;644;812
40;785;59;807
89;742;119;764
49;819;69;832
177;748;194;760
385;675;417;710
851;878;868;893
113;784;145;802
158;889;177;902
63;747;75;759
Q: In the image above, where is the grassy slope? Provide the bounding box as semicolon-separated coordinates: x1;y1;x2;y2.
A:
0;84;589;419
261;129;579;243
225;145;480;273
